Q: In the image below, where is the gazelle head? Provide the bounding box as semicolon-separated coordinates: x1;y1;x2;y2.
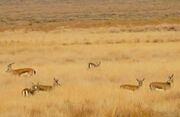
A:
6;63;15;72
136;78;145;87
32;82;40;91
53;78;60;87
167;74;174;84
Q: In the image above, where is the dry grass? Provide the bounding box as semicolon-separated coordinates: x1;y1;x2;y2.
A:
0;0;180;31
0;28;180;117
0;1;180;116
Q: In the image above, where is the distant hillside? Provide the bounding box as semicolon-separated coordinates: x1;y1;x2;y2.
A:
0;0;180;30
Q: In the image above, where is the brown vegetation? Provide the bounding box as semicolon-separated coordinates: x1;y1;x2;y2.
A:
0;0;180;116
0;0;180;31
0;29;180;117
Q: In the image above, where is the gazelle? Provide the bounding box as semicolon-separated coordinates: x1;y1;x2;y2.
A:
88;61;101;69
22;88;37;97
32;78;60;92
149;74;174;91
6;63;36;76
120;79;145;91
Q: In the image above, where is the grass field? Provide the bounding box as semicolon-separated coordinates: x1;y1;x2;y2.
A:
0;0;180;30
0;0;180;116
0;29;180;117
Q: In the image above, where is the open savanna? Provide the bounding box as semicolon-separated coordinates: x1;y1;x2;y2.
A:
0;0;180;31
0;28;180;117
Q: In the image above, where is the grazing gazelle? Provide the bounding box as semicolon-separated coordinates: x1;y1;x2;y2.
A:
22;88;37;97
88;61;101;69
120;78;145;91
149;74;174;91
6;63;36;76
32;78;60;92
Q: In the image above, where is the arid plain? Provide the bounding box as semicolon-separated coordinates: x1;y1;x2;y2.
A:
0;0;180;117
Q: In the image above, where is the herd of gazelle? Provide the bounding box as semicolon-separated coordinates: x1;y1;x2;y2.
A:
120;74;174;91
5;62;175;97
22;78;60;97
5;63;60;97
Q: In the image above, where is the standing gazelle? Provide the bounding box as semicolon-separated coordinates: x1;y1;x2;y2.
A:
6;63;36;77
22;88;37;97
149;74;174;91
32;78;60;92
88;61;101;69
120;79;145;91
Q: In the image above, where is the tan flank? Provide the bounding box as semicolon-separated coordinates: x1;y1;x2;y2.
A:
120;79;145;91
32;78;60;92
6;63;36;76
88;61;101;69
22;88;37;97
149;74;174;91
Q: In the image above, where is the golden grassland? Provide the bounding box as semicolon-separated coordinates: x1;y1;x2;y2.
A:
0;28;180;117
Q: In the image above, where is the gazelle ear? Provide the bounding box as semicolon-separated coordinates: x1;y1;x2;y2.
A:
136;79;139;81
169;74;174;79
